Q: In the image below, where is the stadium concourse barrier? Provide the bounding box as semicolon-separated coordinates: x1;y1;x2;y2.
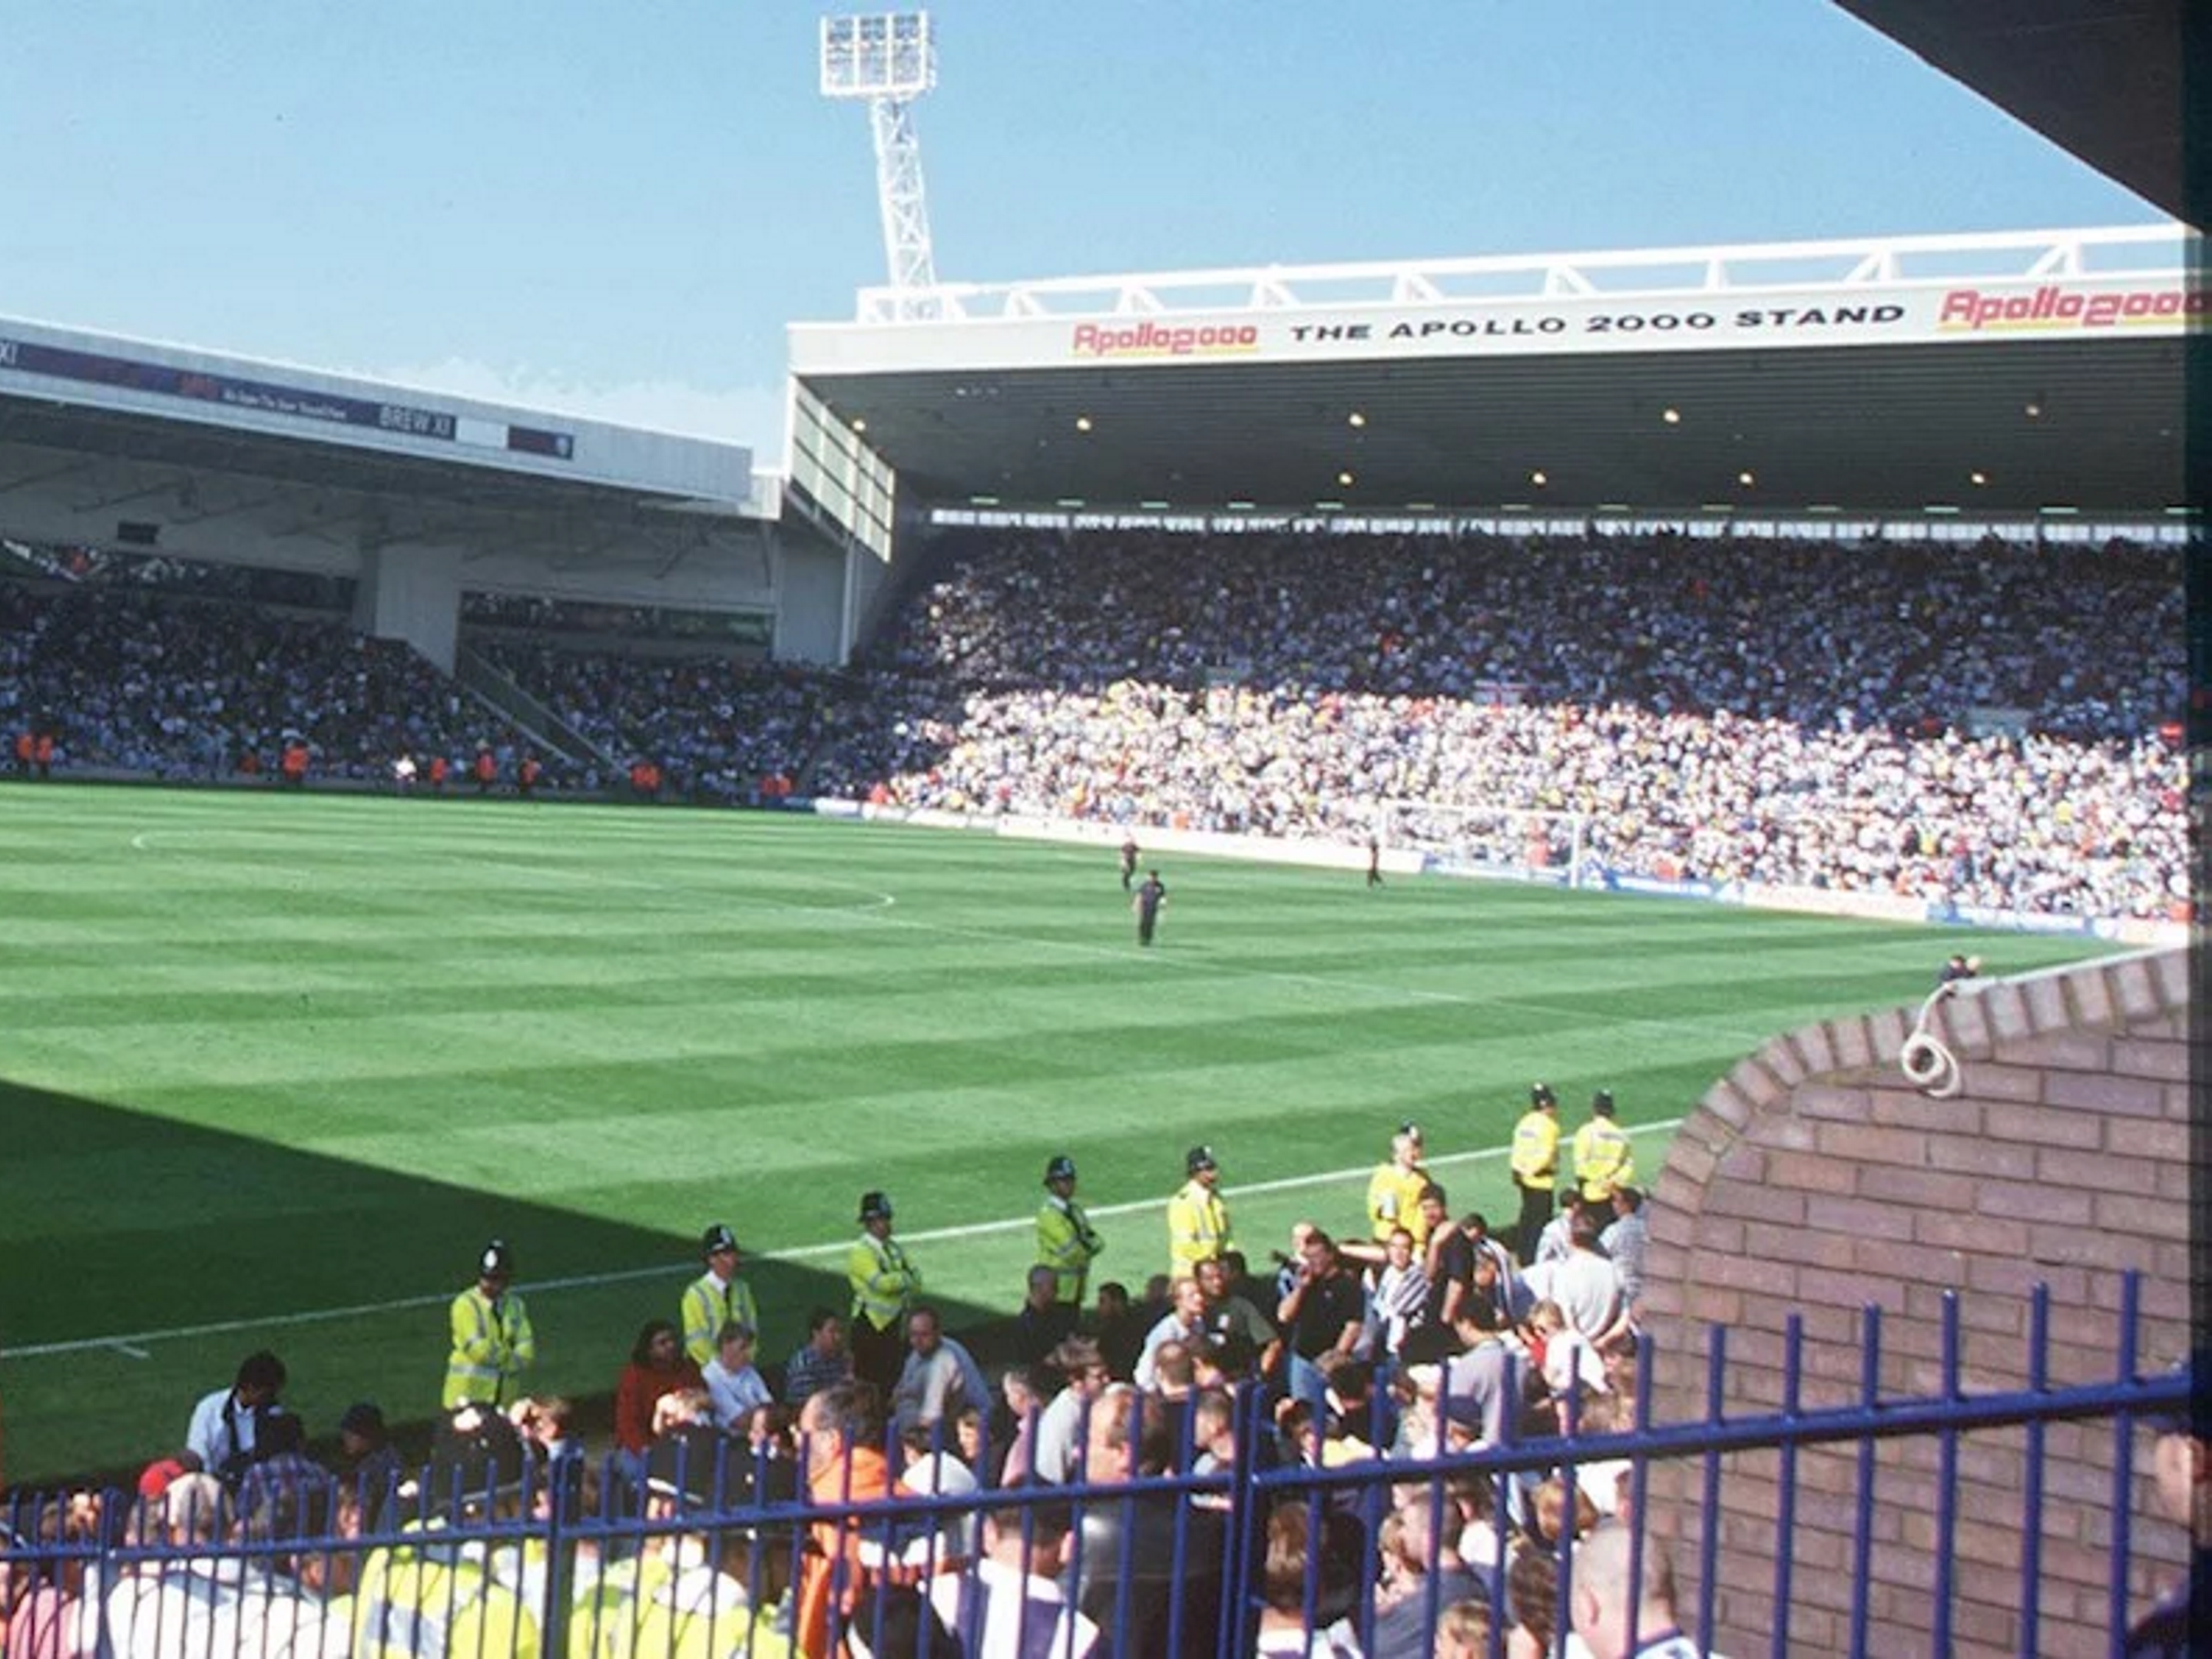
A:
813;800;2192;950
2;1277;2192;1658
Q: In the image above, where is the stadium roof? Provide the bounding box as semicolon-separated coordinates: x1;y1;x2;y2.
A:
788;227;2197;522
0;316;783;597
1833;0;2192;226
0;316;761;519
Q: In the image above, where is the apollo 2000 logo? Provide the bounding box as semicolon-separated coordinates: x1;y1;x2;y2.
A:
1938;283;2208;331
1069;320;1261;359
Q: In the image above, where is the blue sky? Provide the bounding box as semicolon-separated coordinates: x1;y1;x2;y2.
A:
0;2;2163;455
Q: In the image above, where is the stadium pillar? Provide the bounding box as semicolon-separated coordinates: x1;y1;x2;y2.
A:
356;541;461;673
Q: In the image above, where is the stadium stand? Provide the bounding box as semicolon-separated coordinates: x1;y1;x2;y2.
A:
813;529;2188;922
0;578;528;783
5;526;2187;927
469;638;817;807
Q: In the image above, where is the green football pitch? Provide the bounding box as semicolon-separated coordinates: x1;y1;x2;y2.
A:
0;783;2129;1484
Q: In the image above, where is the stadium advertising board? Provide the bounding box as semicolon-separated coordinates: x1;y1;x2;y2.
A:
827;803;2192;943
793;272;2207;375
0;328;576;459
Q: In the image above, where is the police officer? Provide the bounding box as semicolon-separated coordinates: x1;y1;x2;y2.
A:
442;1240;535;1410
847;1190;921;1394
1571;1089;1636;1204
681;1223;761;1369
1509;1084;1561;1267
1036;1154;1104;1308
1167;1144;1233;1276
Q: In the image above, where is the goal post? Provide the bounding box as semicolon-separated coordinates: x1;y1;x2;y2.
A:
1374;800;1592;888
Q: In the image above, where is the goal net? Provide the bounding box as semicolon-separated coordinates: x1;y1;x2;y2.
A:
1375;800;1591;888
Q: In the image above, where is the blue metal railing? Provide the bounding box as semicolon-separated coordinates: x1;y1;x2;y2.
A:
1;1273;2194;1657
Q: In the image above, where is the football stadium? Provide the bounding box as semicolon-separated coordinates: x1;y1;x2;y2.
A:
0;8;2200;1658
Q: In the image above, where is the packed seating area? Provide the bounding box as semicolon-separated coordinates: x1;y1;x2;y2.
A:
812;531;2188;921
2;541;353;611
469;639;820;805
0;583;518;783
2;528;2188;921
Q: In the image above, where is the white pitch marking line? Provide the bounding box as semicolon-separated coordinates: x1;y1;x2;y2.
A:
3;1121;1682;1363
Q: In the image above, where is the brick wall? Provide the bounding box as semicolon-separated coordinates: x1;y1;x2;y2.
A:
1638;948;2194;1659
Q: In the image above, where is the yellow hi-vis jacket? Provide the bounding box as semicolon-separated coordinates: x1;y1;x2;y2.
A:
1036;1196;1104;1304
680;1272;761;1369
1366;1162;1433;1244
356;1525;540;1659
1165;1178;1232;1276
570;1551;791;1659
1510;1110;1561;1190
443;1286;536;1410
1571;1118;1635;1200
847;1231;919;1333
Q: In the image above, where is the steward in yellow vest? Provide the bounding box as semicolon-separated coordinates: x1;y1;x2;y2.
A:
1366;1121;1434;1245
1167;1144;1233;1274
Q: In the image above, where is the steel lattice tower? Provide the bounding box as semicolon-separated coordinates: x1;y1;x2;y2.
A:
820;14;939;316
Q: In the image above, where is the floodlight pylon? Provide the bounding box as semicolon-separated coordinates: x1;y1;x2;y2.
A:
820;12;939;315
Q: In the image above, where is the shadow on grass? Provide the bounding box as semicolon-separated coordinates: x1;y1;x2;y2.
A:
0;1078;1008;1488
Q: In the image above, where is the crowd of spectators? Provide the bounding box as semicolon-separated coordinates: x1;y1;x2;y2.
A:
3;541;352;611
2;527;2187;922
808;531;2187;921
0;582;522;783
0;1116;1676;1659
852;531;2180;737
469;639;819;806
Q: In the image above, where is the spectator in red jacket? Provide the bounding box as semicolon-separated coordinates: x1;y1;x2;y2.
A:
612;1320;703;1484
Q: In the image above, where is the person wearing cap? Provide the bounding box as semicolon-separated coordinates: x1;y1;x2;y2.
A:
442;1240;535;1410
1509;1084;1562;1267
1366;1122;1434;1247
681;1223;761;1369
1571;1089;1635;1204
848;1190;922;1395
1036;1154;1104;1308
2129;1356;2210;1657
1167;1144;1233;1277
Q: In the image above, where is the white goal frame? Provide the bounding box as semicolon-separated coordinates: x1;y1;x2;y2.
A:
1375;800;1591;888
